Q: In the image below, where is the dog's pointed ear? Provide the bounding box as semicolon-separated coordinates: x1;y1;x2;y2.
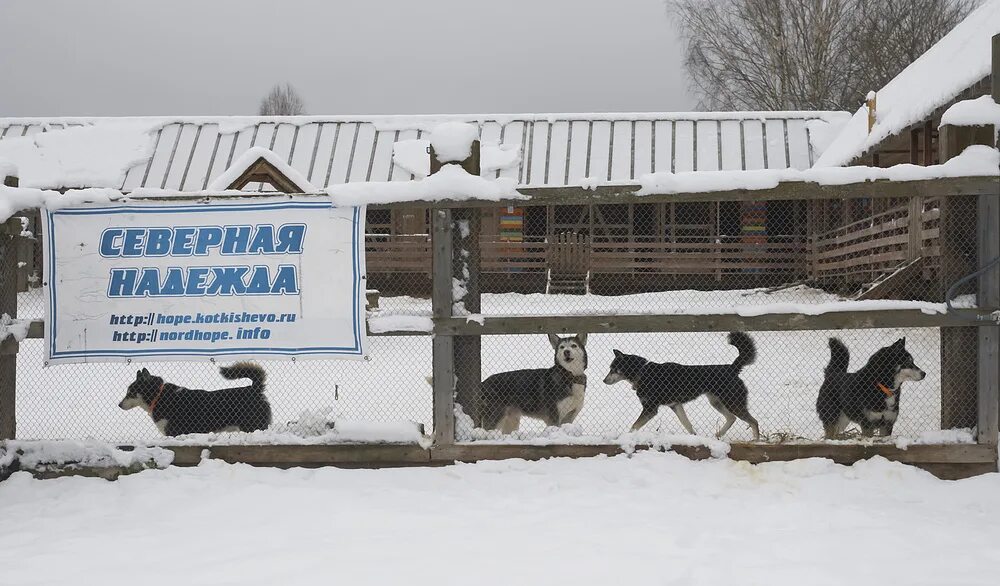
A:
136;369;143;380
577;333;587;346
140;367;150;377
613;349;623;358
894;337;906;348
548;333;560;349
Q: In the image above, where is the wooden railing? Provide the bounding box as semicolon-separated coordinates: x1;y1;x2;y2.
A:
365;235;809;277
811;199;941;283
590;236;807;275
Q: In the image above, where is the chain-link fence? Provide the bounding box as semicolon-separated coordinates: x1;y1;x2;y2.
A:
6;192;988;446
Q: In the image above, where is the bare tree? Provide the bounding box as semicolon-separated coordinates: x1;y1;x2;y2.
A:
258;83;306;116
670;0;978;111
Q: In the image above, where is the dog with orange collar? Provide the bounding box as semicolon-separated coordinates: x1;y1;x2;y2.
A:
816;337;926;439
118;363;271;436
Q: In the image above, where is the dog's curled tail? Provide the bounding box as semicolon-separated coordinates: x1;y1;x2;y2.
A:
219;362;266;391
826;338;850;374
728;331;756;371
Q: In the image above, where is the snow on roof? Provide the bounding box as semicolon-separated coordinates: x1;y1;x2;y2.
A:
0;120;159;189
940;95;1000;127
0;158;16;180
206;146;317;192
0;111;847;192
816;0;1000;167
429;122;479;162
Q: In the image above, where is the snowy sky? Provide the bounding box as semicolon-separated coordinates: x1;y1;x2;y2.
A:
0;0;695;117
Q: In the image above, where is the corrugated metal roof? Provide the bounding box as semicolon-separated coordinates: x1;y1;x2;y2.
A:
0;112;846;191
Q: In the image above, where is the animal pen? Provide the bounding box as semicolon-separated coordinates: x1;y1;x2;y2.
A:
1;160;997;478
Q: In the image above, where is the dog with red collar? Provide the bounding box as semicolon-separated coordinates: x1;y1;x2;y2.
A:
816;337;926;438
118;363;271;436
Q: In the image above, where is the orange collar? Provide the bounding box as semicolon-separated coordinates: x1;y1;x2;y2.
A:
148;382;167;413
877;382;894;397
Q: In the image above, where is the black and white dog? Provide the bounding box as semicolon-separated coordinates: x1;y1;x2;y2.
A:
816;337;925;438
477;333;588;433
603;332;760;440
119;362;271;436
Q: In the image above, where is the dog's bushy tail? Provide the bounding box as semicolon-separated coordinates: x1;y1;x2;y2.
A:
826;338;850;374
728;331;756;371
219;362;266;391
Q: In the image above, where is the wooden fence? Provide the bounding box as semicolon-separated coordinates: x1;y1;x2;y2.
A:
1;174;998;478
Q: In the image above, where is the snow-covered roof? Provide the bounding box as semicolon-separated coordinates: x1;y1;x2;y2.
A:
816;0;1000;167
0;111;847;192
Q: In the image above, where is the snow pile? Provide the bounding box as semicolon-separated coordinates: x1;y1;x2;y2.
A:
368;314;434;333
0;157;16;180
327;163;523;205
895;428;976;449
429;122;479;163
0;440;173;470
0;120;160;188
816;0;1000;167
392;138;521;178
2;453;999;585
0;185;123;222
618;430;731;458
207;146;318;192
638;145;999;195
145;409;429;447
0;313;30;343
940;95;1000;128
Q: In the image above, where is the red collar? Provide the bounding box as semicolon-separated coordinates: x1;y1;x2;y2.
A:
876;382;894;397
148;382;167;412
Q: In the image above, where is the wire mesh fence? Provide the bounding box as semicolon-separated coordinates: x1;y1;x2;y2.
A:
7;193;985;445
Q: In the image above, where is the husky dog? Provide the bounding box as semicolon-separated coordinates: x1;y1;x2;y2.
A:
603;332;760;440
477;333;588;433
816;337;925;438
119;362;271;436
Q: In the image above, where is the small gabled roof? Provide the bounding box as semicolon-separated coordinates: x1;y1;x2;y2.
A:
816;0;1000;168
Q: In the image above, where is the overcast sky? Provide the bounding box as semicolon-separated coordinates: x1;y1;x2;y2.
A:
0;0;695;117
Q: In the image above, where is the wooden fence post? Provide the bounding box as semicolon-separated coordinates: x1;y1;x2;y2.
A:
452;207;481;422
977;32;1000;444
0;173;20;440
907;196;924;261
431;208;456;446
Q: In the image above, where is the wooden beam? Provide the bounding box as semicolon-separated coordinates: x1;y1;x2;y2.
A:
161;442;998;480
123;176;999;207
225;157;303;194
978;31;1000;445
432;309;997;336
0;230;16;439
431;209;456;445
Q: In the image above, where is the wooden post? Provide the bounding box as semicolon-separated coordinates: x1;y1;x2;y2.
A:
431;209;456;446
907;196;924;261
452;207;481;421
0;174;20;439
977;32;1000;444
429;136;482;443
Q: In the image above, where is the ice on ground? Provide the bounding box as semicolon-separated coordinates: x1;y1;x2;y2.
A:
1;453;999;586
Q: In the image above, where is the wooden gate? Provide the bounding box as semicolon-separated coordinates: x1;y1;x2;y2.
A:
547;231;590;294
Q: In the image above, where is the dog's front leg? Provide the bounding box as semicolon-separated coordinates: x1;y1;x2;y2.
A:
670;403;697;435
630;404;659;431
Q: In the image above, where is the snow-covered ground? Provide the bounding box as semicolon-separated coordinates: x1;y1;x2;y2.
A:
1;453;998;586
15;287;954;443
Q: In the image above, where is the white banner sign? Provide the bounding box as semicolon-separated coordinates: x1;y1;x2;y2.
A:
43;199;367;364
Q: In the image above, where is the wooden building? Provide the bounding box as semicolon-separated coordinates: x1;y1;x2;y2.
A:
0;111;845;294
